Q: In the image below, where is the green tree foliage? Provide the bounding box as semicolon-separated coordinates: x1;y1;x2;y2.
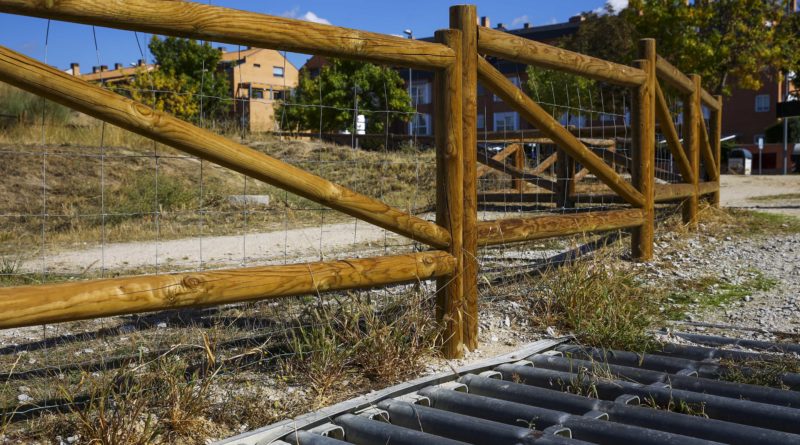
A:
622;0;800;95
524;66;597;125
278;59;413;133
128;37;230;121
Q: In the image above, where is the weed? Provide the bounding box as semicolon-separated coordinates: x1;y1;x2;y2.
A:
527;250;664;351
664;270;778;319
281;291;439;406
748;193;800;202
719;356;800;389
641;395;708;417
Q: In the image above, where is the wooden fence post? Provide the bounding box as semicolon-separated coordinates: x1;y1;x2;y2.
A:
632;39;656;260
514;145;526;193
710;94;723;207
435;29;464;359
450;5;478;352
555;149;575;208
682;75;701;225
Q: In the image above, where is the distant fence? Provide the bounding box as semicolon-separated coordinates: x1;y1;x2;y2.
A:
0;1;721;358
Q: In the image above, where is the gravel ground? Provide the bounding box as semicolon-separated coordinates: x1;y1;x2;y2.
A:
649;229;800;339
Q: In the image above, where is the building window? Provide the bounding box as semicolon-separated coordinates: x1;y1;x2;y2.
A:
755;94;770;112
251;88;264;99
272;90;285;101
477;114;485;129
494;111;519;132
411;113;431;135
254;63;261;68
273;66;285;78
410;82;431;105
494;76;521;102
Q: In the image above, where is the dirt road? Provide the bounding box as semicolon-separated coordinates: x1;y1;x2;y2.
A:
720;174;800;216
21;175;798;274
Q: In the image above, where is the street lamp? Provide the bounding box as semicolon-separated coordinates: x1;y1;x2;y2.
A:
403;29;414;136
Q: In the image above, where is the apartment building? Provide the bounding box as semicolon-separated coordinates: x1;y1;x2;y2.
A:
69;47;298;132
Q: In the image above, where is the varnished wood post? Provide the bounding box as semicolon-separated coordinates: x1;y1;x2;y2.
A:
632;39;656;260
710;94;723;207
514;144;525;192
682;74;701;225
555;149;575;208
435;29;464;359
450;5;478;351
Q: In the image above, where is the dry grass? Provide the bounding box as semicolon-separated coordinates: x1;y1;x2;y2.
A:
0;286;441;443
748;193;800;202
0;122;435;261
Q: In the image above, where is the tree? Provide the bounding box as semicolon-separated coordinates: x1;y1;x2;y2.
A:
128;36;230;121
524;66;598;126
622;0;800;95
278;59;413;134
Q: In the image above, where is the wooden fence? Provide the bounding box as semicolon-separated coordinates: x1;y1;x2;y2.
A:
0;2;721;358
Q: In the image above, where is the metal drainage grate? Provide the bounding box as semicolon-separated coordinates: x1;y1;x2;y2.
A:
219;335;800;445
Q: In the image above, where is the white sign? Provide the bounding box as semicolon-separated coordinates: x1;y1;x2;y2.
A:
758;137;764;150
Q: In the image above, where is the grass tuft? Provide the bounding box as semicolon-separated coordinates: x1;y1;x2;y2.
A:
527;249;664;352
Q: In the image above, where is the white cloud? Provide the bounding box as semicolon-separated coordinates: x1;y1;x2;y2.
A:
593;0;629;15
301;11;331;25
510;15;529;27
282;7;332;25
607;0;629;12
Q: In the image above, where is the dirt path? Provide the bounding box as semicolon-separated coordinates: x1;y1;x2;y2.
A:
23;220;407;274
720;174;800;216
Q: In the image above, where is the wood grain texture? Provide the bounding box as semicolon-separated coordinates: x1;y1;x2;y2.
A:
451;5;478;352
530;152;558;175
478;27;646;87
477;209;645;246
632;40;656;261
477;147;557;192
682;75;701;225
555;148;576;208
0;45;451;249
701;89;721;112
655;82;694;183
656;56;694;95
710;95;723;206
477;58;645;207
477;192;557;204
434;30;464;359
0;0;454;70
514;143;525;192
0;251;456;329
476;144;520;178
698;113;721;180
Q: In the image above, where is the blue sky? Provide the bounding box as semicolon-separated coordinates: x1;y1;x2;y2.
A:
0;1;618;71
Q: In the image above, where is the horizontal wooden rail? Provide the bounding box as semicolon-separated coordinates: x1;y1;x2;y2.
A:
478;27;646;87
478;128;628;143
653;182;718;202
477;58;645;208
656;55;719;111
656;56;694;95
655;82;694;183
477;148;557;192
701;89;721;111
477;209;645;246
0;1;455;70
0;45;451;249
0;251;455;329
478;192;557;204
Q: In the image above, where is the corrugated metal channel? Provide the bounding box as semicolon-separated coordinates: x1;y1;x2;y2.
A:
219;335;800;445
